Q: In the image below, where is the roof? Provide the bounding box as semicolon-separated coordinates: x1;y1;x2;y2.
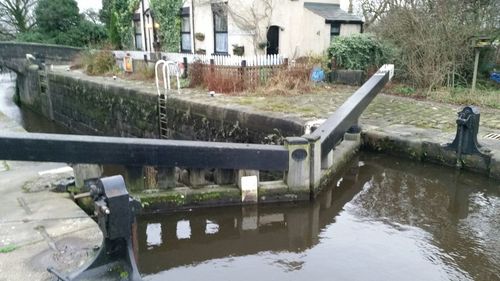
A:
304;2;363;24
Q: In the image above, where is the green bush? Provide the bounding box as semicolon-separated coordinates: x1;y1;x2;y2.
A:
82;50;116;75
328;34;393;71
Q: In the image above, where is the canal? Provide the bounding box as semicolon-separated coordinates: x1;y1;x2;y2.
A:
136;153;499;281
0;72;69;134
0;73;499;281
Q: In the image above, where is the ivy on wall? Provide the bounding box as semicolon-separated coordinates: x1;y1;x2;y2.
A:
103;0;140;49
149;0;183;52
116;0;140;49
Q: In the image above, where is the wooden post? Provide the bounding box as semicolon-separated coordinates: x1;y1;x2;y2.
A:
157;167;176;189
210;58;215;75
240;60;246;89
183;57;188;78
215;169;235;185
188;168;208;187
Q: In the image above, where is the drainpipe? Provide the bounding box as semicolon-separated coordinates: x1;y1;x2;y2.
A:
190;0;195;54
141;0;147;51
152;15;157;52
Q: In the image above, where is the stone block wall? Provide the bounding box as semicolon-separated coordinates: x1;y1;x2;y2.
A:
47;73;158;138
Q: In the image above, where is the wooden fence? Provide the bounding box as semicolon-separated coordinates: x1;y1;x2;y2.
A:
190;58;289;93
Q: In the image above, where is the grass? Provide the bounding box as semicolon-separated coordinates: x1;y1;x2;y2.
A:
0;244;18;253
428;87;499;109
386;81;500;109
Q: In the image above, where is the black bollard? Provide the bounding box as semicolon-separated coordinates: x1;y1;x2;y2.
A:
447;106;488;167
48;175;142;281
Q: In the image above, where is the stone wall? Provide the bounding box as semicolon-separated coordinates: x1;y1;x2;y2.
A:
16;65;42;113
0;42;81;66
26;71;304;142
48;73;158;138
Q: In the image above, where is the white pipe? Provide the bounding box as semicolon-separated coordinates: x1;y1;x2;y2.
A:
190;0;195;54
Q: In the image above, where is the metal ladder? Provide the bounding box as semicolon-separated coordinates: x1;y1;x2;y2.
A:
155;60;181;139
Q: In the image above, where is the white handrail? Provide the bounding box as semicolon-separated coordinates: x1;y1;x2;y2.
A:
155;60;167;97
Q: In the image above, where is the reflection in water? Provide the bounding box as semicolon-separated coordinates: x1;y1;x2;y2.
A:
0;72;69;133
137;153;499;281
146;224;162;249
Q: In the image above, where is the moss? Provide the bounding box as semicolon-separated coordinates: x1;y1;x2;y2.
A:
0;244;18;253
135;187;241;211
190;191;223;202
137;192;186;207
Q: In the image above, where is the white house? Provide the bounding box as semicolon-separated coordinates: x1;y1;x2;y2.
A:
132;0;161;52
133;0;363;57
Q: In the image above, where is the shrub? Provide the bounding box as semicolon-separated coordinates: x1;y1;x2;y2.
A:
327;34;393;71
80;50;116;75
259;62;313;95
189;60;205;88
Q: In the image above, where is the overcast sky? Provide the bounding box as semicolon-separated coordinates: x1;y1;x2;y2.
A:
77;0;102;12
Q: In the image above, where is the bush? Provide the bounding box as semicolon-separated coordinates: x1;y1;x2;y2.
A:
80;50;116;75
260;61;314;95
327;34;393;71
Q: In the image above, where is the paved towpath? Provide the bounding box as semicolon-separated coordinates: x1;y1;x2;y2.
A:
60;68;499;136
0;111;101;281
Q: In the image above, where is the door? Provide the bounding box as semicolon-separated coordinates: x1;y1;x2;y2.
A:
266;26;279;55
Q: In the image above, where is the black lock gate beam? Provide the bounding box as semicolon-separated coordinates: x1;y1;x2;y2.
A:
309;66;393;157
0;132;289;171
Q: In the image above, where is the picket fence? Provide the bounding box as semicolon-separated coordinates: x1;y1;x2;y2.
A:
162;52;286;67
112;50;286;67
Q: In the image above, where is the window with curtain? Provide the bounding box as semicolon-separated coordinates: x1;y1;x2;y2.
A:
181;12;192;53
212;4;228;54
134;18;143;50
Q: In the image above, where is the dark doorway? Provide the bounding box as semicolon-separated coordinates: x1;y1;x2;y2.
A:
266;26;279;55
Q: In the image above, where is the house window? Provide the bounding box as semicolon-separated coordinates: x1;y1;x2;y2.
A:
180;9;191;53
212;3;228;54
330;23;341;40
134;14;143;50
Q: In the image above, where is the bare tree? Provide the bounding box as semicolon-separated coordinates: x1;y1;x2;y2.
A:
372;0;499;90
226;0;274;55
0;0;37;37
356;0;390;29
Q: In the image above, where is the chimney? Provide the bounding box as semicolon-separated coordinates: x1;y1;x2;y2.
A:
348;0;353;14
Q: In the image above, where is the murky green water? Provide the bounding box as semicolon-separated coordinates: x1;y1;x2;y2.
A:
137;153;500;281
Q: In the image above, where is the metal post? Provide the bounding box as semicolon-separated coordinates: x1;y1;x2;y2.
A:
472;49;480;93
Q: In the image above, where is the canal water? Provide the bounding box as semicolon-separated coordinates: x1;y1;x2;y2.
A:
137;151;499;281
0;72;69;133
1;73;499;281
